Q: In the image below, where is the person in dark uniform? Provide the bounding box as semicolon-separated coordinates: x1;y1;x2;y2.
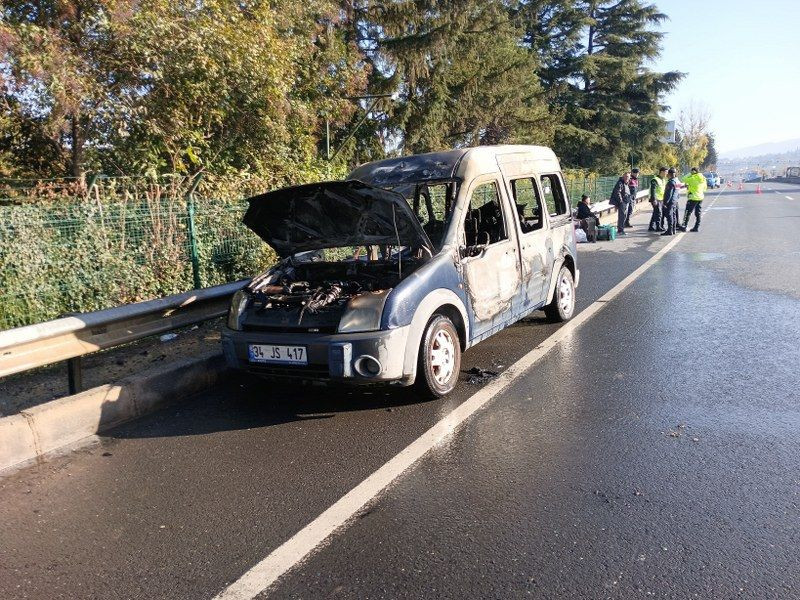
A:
661;168;680;236
611;171;632;236
625;168;639;228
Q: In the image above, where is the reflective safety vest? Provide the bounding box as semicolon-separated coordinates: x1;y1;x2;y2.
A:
682;173;707;200
652;176;666;201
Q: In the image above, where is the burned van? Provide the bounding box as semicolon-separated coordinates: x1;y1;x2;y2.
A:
222;145;578;397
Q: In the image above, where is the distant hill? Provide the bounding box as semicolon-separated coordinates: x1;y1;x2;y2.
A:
720;138;800;160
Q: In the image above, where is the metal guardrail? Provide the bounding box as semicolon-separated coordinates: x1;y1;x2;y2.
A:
0;280;247;393
589;189;651;217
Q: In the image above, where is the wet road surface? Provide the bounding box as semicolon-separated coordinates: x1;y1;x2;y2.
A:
1;183;799;599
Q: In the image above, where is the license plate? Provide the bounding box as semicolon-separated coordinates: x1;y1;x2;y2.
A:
248;344;307;365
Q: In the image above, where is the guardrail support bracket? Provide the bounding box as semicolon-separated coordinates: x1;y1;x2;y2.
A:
68;357;83;395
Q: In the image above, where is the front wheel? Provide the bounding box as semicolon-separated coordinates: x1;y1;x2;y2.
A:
414;315;461;398
544;265;576;322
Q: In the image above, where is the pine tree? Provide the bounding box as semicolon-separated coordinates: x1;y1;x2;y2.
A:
349;0;553;159
520;0;683;172
516;0;587;89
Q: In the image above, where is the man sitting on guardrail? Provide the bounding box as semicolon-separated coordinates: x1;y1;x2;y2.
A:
575;194;599;242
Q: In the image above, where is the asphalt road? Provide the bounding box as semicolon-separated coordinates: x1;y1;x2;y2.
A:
1;182;799;599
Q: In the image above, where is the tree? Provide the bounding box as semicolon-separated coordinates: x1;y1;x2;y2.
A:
701;133;718;170
516;0;587;89
0;0;366;180
519;0;683;172
677;101;711;170
1;0;688;179
649;141;679;170
348;0;553;159
0;0;119;177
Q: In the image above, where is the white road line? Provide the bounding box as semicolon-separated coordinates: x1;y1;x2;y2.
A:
786;196;794;200
213;225;693;600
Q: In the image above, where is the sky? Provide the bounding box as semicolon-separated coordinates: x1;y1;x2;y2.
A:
650;0;800;153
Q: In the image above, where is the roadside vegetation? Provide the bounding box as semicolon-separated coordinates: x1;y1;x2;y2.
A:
1;0;686;328
1;0;684;180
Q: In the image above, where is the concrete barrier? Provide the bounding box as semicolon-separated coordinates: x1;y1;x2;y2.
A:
0;350;230;475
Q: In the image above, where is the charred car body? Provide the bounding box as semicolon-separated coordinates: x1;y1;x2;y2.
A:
223;145;578;397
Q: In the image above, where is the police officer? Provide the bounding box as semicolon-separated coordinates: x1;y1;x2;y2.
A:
679;166;707;232
661;168;680;236
648;167;667;231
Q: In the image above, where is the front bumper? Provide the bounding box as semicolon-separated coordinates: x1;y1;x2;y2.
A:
221;325;414;385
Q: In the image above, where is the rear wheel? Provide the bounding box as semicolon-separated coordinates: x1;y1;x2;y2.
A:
414;315;461;398
544;265;576;322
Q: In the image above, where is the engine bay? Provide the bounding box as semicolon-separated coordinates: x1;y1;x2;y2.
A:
244;253;424;330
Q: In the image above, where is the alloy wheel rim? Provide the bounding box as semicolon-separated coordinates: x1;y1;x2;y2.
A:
558;273;574;315
430;329;456;386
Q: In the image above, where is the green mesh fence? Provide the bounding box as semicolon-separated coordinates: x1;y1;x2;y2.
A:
0;171;649;330
563;174;652;205
0;177;276;330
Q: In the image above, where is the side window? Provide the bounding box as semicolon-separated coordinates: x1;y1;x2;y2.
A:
464;181;507;247
510;178;544;233
540;174;568;218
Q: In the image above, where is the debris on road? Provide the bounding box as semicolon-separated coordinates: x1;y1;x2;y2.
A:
159;333;178;342
466;367;499;384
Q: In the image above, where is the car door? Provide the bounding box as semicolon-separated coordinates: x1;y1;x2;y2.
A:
508;176;548;309
460;177;521;337
538;172;572;292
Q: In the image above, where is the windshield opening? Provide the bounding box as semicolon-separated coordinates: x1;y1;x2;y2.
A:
385;180;459;249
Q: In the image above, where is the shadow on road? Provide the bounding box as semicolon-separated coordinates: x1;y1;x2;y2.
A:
100;371;436;441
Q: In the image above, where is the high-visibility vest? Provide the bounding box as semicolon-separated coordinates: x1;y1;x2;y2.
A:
682;173;707;200
653;176;666;201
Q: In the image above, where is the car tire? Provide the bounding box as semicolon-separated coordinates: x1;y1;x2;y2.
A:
544;265;576;322
414;314;461;398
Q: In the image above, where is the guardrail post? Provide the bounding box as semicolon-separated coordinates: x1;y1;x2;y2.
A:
185;173;204;290
67;356;83;394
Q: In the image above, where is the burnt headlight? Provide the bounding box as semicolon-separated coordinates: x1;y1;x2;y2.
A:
337;290;390;334
227;289;250;330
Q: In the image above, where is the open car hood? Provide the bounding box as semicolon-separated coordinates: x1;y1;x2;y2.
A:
243;180;433;257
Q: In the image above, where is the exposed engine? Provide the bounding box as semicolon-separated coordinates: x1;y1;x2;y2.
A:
242;255;423;332
252;279;362;324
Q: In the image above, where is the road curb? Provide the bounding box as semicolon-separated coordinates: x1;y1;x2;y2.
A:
0;350;230;474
